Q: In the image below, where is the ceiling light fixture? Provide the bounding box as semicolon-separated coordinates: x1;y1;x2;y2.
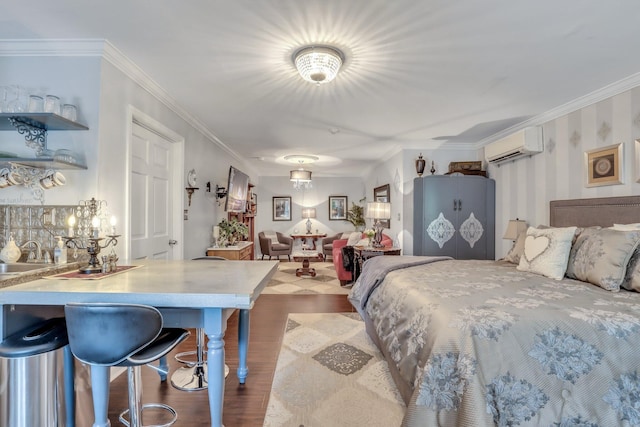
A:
293;46;344;84
290;168;312;190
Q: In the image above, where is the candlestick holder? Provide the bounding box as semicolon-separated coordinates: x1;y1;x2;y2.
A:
63;197;119;274
64;234;120;274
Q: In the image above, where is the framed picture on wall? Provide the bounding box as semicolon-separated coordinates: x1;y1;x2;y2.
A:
585;143;623;187
373;184;391;228
272;196;291;221
328;196;348;220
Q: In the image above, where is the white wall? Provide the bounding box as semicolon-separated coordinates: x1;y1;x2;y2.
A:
489;85;640;258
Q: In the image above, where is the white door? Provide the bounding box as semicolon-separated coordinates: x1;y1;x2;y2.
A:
130;122;174;260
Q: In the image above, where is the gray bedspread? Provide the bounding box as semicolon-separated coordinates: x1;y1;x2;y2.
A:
349;257;640;427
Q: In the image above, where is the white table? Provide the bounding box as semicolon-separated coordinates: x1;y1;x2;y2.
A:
0;259;278;427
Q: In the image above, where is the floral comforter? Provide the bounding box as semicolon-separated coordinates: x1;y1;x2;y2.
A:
349;257;640;427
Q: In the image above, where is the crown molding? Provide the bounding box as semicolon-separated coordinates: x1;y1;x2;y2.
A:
0;38;244;163
474;71;640;148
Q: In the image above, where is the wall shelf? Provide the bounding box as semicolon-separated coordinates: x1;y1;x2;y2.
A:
0;112;88;131
0;157;87;170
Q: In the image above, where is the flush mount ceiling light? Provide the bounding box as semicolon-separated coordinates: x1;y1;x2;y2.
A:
284;154;319;164
293;46;344;84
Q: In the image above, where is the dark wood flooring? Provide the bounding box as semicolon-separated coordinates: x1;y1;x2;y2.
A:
105;294;355;426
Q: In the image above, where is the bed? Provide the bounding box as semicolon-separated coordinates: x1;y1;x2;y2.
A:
349;196;640;427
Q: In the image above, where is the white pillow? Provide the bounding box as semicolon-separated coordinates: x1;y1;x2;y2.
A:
263;231;279;244
356;238;370;246
341;232;352;239
517;226;577;280
612;223;640;231
346;232;362;246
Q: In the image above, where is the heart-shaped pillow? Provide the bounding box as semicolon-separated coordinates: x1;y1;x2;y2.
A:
524;235;550;263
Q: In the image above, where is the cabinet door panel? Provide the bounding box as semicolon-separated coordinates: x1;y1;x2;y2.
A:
420;177;458;257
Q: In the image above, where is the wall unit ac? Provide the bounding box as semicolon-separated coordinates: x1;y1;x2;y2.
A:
484;126;544;165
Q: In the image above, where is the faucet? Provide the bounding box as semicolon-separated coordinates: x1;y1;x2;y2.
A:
20;240;43;263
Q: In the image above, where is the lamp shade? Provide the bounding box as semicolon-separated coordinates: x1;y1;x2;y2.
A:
290;169;312;182
366;202;391;220
503;219;528;240
301;208;316;219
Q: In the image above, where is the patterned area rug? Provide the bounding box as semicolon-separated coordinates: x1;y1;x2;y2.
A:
263;261;350;294
263;313;405;426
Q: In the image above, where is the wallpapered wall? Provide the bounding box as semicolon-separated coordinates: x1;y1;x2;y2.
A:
489;85;640;258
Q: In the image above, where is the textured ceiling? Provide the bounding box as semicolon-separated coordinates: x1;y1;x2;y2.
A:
2;1;640;177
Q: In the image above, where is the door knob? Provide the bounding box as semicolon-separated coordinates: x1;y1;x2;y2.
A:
169;239;178;247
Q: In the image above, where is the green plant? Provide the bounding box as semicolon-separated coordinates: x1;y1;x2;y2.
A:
347;197;366;230
217;218;249;246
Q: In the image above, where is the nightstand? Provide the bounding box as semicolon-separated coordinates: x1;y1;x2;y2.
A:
353;246;402;280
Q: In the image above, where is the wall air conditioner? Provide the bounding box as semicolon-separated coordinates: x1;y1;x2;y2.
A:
484;126;544;165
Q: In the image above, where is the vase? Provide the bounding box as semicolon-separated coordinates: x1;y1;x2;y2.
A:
415;153;426;176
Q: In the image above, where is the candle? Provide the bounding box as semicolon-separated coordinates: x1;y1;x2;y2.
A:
67;214;76;237
91;216;100;238
110;216;117;235
213;225;220;239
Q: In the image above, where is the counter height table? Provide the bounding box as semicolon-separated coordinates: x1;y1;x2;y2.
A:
0;259;279;427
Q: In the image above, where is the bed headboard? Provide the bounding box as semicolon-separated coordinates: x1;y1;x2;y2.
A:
550;196;640;228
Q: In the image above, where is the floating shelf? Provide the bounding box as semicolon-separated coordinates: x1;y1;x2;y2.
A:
0;157;87;170
0;112;88;131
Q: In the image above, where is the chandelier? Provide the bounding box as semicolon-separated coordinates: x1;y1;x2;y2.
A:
293;46;344;84
285;154;317;190
290;169;312;190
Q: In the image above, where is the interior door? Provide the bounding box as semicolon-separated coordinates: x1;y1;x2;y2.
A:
130;122;174;260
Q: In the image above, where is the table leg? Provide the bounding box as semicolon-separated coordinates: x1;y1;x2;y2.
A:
89;365;110;427
237;309;249;384
63;346;76;427
204;308;226;427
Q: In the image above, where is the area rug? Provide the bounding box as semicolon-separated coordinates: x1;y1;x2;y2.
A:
263;313;405;427
263;261;350;294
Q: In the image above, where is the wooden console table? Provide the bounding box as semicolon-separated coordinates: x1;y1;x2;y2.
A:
290;233;327;250
206;241;254;260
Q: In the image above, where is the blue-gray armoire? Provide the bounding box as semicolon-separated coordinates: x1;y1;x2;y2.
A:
413;175;495;259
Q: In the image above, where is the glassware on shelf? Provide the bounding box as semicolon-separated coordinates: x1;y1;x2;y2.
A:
44;95;61;115
28;95;44;112
62;104;77;121
53;149;78;165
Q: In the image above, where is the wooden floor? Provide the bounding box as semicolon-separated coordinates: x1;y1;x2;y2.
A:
106;294;355;426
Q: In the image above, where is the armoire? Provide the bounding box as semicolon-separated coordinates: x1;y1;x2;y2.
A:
413;175;495;259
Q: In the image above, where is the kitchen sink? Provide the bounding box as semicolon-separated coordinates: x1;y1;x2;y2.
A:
0;263;50;274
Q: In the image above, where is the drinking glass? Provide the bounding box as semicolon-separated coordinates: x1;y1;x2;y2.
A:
62;104;77;121
28;95;44;112
44;95;61;115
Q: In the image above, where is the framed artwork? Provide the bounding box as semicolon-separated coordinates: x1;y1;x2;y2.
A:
373;184;391;228
585;143;623;187
272;196;291;221
329;196;348;220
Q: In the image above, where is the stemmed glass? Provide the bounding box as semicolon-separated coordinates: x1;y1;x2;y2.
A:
5;85;26;113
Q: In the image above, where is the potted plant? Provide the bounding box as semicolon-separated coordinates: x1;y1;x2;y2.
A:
217;218;249;247
347;197;366;231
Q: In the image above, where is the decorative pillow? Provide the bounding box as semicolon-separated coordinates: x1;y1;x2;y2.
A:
346;232;362;246
264;231;279;245
612;223;640;231
503;231;526;264
566;228;640;291
341;232;352;240
622;248;640;292
517;226;577;280
356;238;370;246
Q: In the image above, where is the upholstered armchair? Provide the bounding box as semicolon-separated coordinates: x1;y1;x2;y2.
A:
258;231;293;261
320;232;346;261
332;233;393;285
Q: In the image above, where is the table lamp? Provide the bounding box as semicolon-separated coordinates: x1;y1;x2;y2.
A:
302;208;316;234
503;219;528;241
366;202;391;247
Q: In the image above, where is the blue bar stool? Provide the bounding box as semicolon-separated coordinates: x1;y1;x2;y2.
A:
64;303;189;427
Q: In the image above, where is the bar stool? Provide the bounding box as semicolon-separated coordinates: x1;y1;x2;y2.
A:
65;303;190;427
171;256;230;391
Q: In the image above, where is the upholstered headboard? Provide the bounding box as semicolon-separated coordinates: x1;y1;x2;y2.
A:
550;196;640;228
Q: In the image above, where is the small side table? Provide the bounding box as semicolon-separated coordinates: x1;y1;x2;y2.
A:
292;250;320;277
353;246;402;280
